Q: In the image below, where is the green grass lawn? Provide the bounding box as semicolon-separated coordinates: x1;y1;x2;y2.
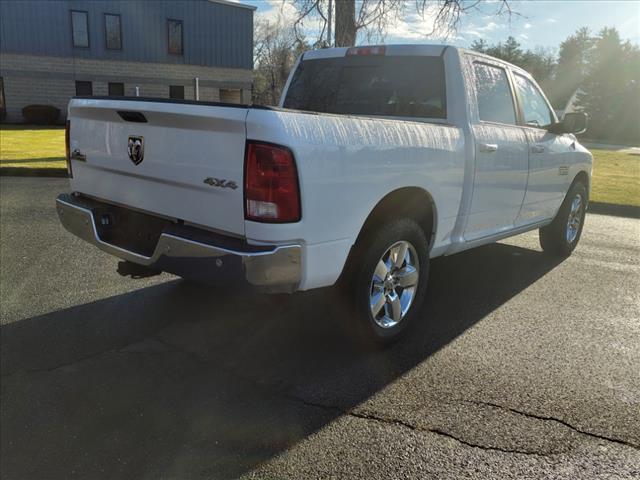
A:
590;148;640;207
1;125;638;207
0;124;66;169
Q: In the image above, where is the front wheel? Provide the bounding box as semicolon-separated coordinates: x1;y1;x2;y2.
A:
539;181;588;256
347;218;430;344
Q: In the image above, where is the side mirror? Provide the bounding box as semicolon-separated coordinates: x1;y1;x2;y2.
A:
549;112;588;135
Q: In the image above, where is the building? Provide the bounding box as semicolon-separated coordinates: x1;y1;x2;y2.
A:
0;0;255;123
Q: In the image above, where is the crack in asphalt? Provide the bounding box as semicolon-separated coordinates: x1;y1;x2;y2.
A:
286;396;552;456
350;410;553;456
461;399;640;451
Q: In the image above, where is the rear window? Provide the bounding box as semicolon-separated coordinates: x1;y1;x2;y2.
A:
283;55;446;119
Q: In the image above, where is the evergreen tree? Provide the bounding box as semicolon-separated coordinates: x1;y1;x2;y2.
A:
576;27;640;142
552;27;592;107
470;39;488;54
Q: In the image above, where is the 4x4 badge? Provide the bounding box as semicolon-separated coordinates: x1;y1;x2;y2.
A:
203;177;238;189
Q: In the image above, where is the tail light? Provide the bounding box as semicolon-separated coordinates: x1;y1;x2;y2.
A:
65;120;72;178
244;141;301;223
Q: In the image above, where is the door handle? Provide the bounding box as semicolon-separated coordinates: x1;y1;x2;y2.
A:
478;143;498;153
531;144;545;154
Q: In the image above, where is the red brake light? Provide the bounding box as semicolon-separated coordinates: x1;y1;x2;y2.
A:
65;120;72;178
244;141;301;223
346;46;386;56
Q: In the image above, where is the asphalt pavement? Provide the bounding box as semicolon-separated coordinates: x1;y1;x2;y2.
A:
1;177;639;479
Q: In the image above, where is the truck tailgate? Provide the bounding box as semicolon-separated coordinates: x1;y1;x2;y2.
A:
68;98;248;236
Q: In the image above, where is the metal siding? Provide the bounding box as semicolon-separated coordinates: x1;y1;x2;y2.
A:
0;0;252;69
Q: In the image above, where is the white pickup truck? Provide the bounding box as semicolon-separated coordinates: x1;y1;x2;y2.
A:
57;44;592;342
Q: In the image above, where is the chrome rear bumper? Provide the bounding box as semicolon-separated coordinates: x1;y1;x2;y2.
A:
56;194;301;292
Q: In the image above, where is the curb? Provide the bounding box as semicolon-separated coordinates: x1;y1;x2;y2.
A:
0;167;68;178
589;202;640;219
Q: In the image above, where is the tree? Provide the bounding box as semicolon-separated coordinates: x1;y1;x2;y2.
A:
486;36;523;64
334;0;356;47
253;15;310;105
292;0;514;47
575;27;640;142
552;27;592;107
469;39;488;54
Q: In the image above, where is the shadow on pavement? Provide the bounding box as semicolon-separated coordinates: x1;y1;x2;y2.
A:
0;242;563;479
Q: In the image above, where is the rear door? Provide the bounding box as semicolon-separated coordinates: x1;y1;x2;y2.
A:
511;72;573;225
463;59;529;241
68;99;248;236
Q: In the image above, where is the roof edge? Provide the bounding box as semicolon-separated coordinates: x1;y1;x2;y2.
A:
208;0;257;11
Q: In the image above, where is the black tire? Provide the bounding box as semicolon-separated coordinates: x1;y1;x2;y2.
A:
342;218;430;345
539;181;588;256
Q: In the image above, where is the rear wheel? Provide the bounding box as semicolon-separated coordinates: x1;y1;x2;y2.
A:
345;218;429;344
539;181;587;256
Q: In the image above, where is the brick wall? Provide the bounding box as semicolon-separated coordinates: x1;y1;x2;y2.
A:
0;53;252;123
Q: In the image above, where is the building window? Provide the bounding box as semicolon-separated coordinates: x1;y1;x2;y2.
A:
220;89;242;104
75;81;93;96
169;85;185;99
167;19;183;55
108;82;125;96
104;14;122;50
71;10;89;48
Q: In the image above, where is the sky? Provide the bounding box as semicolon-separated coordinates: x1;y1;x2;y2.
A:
242;0;640;51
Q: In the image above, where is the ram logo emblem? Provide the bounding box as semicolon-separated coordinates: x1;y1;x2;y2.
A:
127;136;144;165
203;177;238;190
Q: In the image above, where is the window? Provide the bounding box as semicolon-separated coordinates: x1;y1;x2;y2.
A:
473;63;517;125
513;73;554;128
104;14;122;50
75;81;93;96
169;85;184;99
283;55;446;119
71;10;89;48
167;19;183;55
220;89;242;104
108;82;125;96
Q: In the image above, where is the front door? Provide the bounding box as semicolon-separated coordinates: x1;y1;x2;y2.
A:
463;61;529;241
511;72;574;225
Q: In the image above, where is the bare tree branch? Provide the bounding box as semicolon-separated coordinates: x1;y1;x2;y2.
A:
291;0;517;47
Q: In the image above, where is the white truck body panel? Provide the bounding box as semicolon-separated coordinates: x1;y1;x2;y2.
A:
245;109;466;289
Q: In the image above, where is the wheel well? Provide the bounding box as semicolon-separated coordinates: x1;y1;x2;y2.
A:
336;187;436;285
357;187;436;250
573;170;589;195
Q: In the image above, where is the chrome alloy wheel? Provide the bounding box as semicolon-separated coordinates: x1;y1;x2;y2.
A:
369;241;420;329
566;193;584;244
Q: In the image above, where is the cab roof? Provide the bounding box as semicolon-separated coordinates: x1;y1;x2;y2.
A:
302;44;453;60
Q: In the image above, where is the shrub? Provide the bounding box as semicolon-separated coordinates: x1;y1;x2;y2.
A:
22;104;60;125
